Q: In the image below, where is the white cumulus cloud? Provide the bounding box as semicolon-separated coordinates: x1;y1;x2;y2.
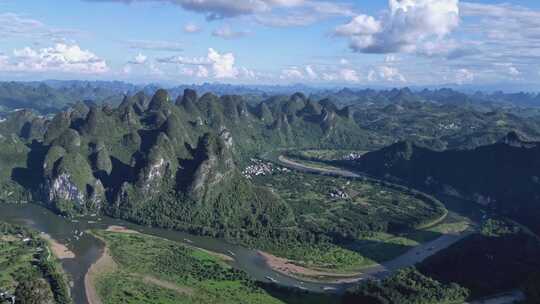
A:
2;43;108;74
196;65;210;78
455;68;474;84
207;48;238;78
280;67;304;80
157;48;245;79
305;65;318;79
339;68;360;82
378;66;406;82
128;53;147;65
323;68;362;83
339;58;349;65
335;0;460;54
508;66;521;77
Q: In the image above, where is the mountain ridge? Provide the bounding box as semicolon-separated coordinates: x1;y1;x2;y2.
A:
350;133;540;234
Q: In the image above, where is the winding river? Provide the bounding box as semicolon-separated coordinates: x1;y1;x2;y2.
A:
0;203;351;304
0;156;479;304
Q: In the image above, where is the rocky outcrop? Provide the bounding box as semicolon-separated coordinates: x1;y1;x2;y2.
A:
320;108;337;132
186;131;236;201
47;173;85;205
136;133;177;195
42;147;105;213
120;103;140;127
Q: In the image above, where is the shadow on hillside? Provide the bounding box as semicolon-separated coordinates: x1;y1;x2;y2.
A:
176;142;206;193
402;229;443;244
137;129;161;154
435;194;484;224
344;239;413;264
94;156;138;201
11;140;47;190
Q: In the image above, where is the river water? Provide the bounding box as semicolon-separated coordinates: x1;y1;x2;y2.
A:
0;203;347;304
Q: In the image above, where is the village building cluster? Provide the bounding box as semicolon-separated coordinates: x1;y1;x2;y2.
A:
242;159;290;179
342;152;364;161
329;188;349;199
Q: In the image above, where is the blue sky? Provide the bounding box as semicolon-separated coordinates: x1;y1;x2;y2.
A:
1;0;539;87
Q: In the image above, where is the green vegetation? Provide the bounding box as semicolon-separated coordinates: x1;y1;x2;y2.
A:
250;170;447;271
0;81;126;114
261;241;371;273
253;171;446;236
352;136;540;236
0;222;72;304
36;255;72;304
0;134;32;204
480;218;520;237
94;230;284;304
344;268;469;304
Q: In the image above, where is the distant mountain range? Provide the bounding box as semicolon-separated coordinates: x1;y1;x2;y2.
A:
2;81;540;117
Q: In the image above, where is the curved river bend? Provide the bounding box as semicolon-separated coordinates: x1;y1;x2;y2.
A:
0;203;352;304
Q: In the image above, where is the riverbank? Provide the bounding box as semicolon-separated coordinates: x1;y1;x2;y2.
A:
105;225;140;234
41;233;76;259
258;251;365;283
84;234;117;304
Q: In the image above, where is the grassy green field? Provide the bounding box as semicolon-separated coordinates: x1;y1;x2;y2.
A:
94;230;285;304
254;171;445;235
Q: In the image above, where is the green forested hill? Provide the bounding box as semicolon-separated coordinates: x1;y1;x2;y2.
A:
351;133;540;235
343;267;469;304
